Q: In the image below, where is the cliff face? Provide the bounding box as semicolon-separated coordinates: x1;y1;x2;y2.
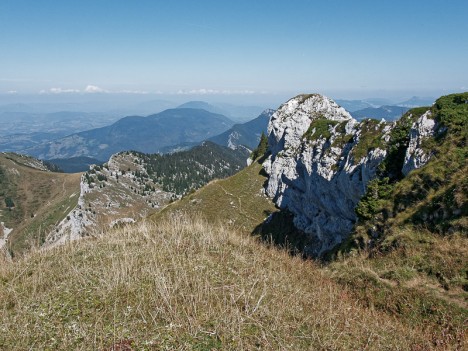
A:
262;94;434;256
402;110;437;176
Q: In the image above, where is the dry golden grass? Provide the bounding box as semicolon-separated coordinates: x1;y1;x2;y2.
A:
0;214;439;350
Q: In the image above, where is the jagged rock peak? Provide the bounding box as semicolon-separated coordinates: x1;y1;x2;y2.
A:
267;94;354;157
272;93;352;123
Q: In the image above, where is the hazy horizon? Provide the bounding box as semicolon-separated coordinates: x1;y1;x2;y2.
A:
0;89;454;112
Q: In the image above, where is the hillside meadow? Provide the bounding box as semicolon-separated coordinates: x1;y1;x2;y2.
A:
0;215;445;350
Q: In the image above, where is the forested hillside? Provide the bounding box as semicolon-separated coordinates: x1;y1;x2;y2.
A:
129;141;249;195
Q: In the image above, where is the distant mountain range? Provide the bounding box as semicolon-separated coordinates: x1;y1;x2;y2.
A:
150;109;273;154
177;101;267;122
336;96;435;113
395;96;435;107
208;109;274;149
335;100;373;112
38;109;274;172
350;105;411;121
0;100;269;154
23;108;234;161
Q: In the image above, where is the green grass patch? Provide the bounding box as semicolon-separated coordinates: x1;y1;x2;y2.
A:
11;192;80;253
303;118;339;142
351;119;387;161
153;159;277;234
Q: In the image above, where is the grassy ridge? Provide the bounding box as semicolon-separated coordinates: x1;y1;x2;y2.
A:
0;216;436;350
0;153;81;255
152;159;277;234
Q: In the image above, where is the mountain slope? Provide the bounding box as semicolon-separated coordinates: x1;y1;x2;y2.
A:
1;152;444;349
208;109;274;150
1;93;466;349
351;105;410;121
23;108;234;161
45;153;173;247
0;214;429;350
335;99;373;112
259;92;467;342
178;101;268;122
157;93;467;347
153;159;277;232
177;100;227;115
397;96;436;107
0;153;81;255
326;94;468;340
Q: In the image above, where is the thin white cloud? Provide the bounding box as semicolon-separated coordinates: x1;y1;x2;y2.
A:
6;90;18;94
37;86;156;94
39;87;80;94
51;87;80;94
85;85;107;93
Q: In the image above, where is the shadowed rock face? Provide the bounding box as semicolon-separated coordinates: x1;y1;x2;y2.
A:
262;94;432;256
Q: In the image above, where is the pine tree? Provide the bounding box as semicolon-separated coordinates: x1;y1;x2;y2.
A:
251;132;268;160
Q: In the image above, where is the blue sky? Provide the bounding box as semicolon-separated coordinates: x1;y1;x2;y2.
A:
1;0;467;101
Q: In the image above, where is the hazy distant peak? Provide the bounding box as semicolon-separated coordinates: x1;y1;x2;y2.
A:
396;96;435;107
176;101;227;115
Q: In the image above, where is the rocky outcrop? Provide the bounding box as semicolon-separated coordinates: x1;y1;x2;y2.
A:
45;152;172;247
0;222;13;254
44;178;94;247
263;94;397;256
402;111;436;176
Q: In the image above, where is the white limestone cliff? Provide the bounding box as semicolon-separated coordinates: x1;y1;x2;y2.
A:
263;94;392;256
44;175;94;248
402;111;436;176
